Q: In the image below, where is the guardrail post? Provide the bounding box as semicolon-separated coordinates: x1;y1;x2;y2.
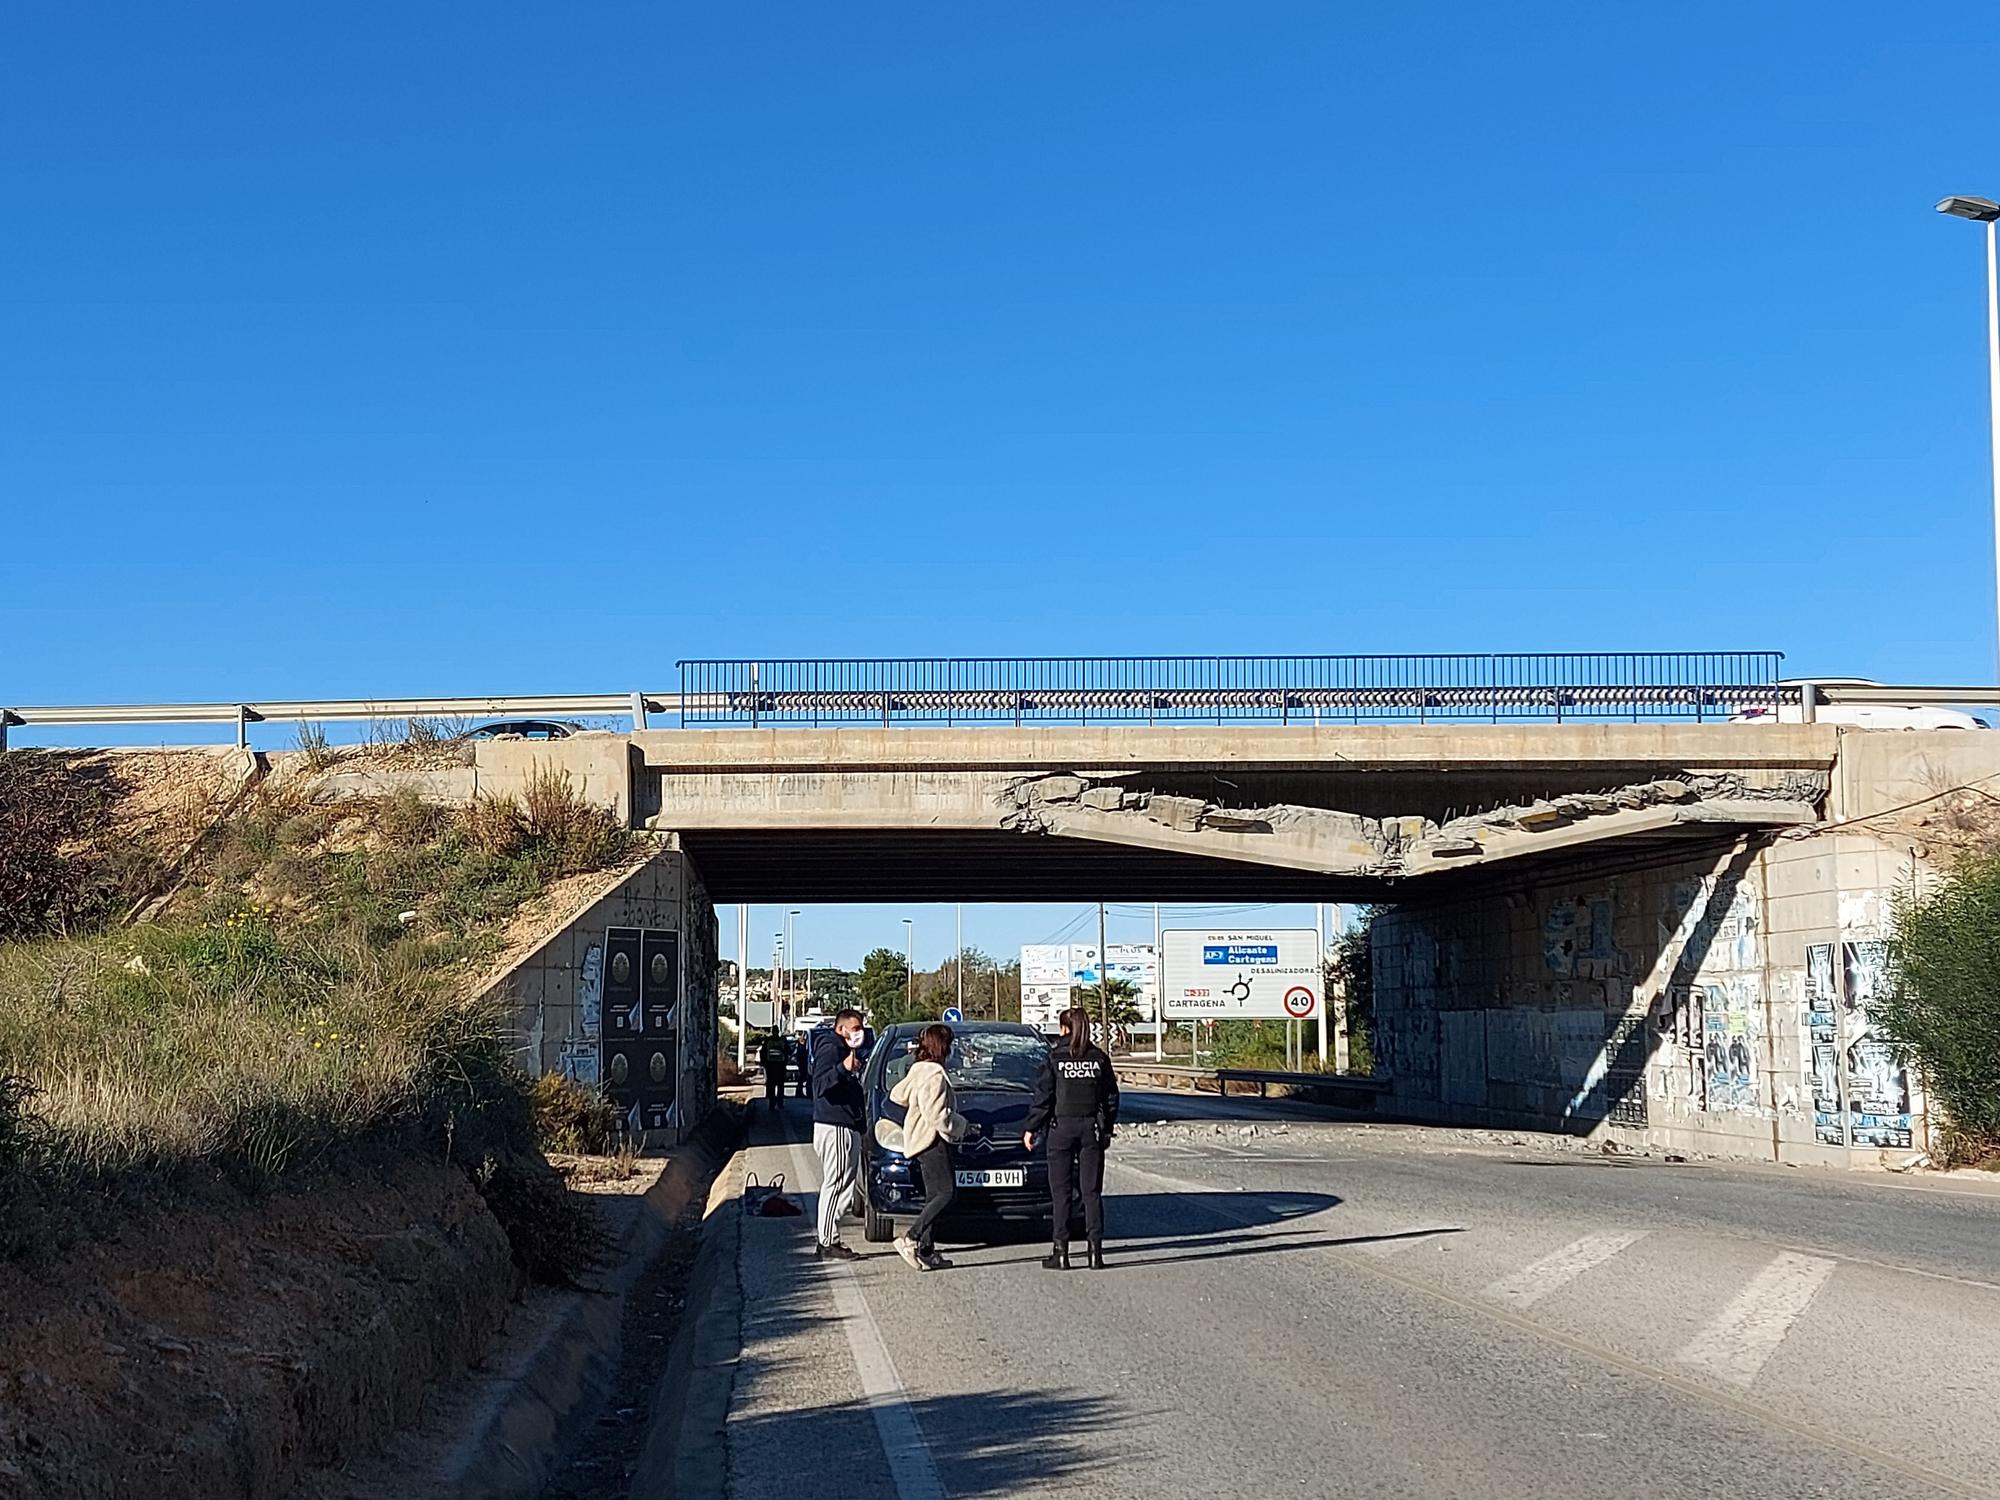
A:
1799;681;1818;724
234;705;254;749
0;711;11;752
630;692;648;732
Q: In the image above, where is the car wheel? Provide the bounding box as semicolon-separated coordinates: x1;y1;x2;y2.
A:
864;1200;895;1243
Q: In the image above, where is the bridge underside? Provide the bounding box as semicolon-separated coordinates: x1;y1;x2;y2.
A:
677;821;1790;904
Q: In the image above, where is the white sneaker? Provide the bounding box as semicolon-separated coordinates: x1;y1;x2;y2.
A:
893;1234;923;1270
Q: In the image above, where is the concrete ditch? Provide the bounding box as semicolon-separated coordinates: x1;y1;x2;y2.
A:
441;1109;743;1499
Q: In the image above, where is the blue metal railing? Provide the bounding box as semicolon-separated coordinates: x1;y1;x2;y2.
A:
673;652;1790;728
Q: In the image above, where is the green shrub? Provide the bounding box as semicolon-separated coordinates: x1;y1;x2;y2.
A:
521;765;625;875
1881;860;2000;1163
530;1072;625;1155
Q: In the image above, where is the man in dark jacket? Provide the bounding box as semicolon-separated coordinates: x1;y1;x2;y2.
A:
809;1009;869;1261
758;1033;788;1111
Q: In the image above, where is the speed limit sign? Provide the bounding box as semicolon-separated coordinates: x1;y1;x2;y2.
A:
1282;986;1317;1019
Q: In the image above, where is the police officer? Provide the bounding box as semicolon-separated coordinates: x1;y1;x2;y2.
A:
1023;1006;1120;1270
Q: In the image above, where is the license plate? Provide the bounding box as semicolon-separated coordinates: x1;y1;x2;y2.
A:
955;1168;1026;1188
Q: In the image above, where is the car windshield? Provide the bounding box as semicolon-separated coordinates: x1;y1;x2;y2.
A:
881;1032;1046;1093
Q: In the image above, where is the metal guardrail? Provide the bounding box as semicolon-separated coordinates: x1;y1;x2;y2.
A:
0;693;672;749
10;661;2000;749
674;653;1792;727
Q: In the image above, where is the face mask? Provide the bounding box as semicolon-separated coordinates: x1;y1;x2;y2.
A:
842;1029;864;1049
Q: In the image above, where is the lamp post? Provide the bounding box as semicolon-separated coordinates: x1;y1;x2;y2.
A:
902;918;915;1012
1937;193;2000;670
773;931;785;1024
785;909;800;1013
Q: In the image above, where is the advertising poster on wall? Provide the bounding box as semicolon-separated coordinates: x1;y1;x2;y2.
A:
1803;943;1846;1145
1701;986;1758;1115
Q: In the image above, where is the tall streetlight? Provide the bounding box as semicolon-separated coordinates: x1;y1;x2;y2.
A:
955;902;964;1013
901;918;915;1013
785;908;801;1014
1937;193;2000;669
772;931;785;1023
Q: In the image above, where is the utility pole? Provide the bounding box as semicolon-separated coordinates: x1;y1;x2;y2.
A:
736;905;749;1074
956;902;964;1013
1097;900;1110;1047
1333;902;1351;1074
772;931;785;1025
1318;901;1329;1069
902;918;914;1014
1152;901;1164;1062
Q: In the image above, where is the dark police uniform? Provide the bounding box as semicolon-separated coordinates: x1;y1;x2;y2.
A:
1026;1043;1120;1257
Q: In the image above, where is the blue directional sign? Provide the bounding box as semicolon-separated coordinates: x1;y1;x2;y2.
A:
1203;943;1279;966
942;1006;964;1023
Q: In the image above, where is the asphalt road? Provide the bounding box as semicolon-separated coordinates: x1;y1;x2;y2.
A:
701;1091;2000;1500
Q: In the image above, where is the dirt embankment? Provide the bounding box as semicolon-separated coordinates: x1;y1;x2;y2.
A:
0;1159;515;1499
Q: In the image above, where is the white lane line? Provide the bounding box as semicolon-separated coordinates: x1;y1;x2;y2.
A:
1677;1251;1838;1387
784;1136;947;1500
1481;1230;1648;1308
1349;1227;1458;1258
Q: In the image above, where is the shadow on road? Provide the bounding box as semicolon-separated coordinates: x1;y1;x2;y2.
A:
722;1382;1130;1497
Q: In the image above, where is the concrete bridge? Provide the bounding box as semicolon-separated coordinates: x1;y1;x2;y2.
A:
15;656;1996;1169
624;722;1833;902
468;715;1993;1171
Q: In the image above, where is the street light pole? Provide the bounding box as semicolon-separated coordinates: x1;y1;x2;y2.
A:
785;909;800;1015
772;931;785;1024
1937;194;2000;670
736;905;749;1074
956;902;964;1013
902;918;914;1013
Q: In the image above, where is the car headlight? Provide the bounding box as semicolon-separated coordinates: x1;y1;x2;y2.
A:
874;1118;907;1154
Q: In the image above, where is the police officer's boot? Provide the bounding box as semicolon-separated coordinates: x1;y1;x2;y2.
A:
1086;1236;1106;1270
1041;1240;1070;1271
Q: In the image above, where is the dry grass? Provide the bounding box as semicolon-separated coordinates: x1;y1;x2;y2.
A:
1;778;636;1278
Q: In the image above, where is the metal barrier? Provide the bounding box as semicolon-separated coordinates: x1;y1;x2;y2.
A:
13;660;2000;749
673;653;1792;727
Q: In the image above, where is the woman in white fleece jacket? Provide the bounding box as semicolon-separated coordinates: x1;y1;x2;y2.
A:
888;1022;962;1271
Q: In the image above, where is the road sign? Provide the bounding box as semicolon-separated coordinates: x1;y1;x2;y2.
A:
942;1006;963;1023
1161;929;1322;1019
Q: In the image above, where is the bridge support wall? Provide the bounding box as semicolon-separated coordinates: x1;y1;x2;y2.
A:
478;839;717;1145
1371;827;1929;1167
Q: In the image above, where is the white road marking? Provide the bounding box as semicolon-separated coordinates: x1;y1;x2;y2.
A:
1482;1230;1649;1309
1677;1251;1838;1387
784;1135;947;1500
1349;1227;1457;1257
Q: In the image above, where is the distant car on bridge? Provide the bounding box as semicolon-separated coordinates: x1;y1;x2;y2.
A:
1730;679;1987;731
464;719;586;741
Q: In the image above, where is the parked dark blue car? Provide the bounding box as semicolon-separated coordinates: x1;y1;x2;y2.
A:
861;1022;1071;1243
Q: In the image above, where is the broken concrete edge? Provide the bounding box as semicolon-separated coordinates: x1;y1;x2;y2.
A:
1001;768;1831;876
628;1142;750;1500
446;1105;745;1500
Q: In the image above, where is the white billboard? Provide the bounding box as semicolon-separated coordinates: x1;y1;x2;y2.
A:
1105;943;1157;1022
1020;942;1158;1027
1161;929;1322;1020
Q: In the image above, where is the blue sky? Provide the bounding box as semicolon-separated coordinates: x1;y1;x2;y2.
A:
5;3;1999;963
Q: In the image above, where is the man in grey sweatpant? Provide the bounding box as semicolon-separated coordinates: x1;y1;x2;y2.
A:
809;1008;868;1261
